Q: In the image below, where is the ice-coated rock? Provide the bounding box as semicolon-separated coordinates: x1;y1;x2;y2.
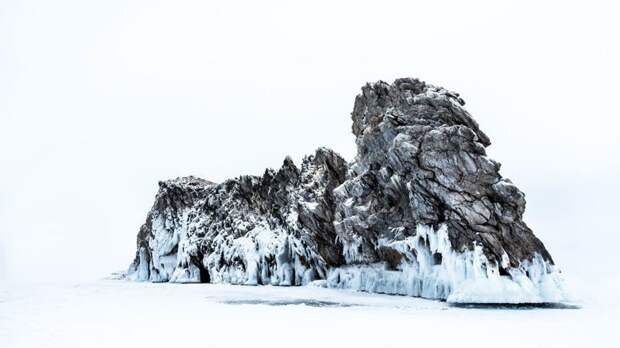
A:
127;78;570;304
128;148;347;286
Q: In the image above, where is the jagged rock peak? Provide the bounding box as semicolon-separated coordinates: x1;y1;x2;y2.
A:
127;78;570;304
352;78;490;146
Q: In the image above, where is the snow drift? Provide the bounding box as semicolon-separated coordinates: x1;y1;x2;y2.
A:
126;78;570;304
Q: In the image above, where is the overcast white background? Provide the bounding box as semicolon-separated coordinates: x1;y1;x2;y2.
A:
1;0;618;300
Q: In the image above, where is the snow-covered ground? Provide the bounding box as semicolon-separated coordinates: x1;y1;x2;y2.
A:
1;278;617;348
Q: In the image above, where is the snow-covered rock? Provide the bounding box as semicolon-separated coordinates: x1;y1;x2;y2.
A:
127;78;570;304
128;149;347;287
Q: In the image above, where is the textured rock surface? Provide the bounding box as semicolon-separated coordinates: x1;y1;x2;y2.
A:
127;78;569;303
335;78;550;269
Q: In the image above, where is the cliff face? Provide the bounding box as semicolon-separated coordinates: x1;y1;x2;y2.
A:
127;78;570;304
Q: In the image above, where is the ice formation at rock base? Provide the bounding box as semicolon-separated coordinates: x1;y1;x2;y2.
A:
127;78;570;304
323;225;569;303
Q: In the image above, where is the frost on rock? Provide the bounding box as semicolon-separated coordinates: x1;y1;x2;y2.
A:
127;78;571;304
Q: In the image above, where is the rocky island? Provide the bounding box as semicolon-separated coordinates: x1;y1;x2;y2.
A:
126;78;569;304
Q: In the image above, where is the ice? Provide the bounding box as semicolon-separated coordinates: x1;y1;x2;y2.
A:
129;217;571;303
328;224;571;303
0;279;612;348
198;221;325;287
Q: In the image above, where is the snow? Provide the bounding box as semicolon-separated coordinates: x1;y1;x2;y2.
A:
0;279;616;348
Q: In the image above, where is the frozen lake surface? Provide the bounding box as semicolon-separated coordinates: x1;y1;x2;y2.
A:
0;279;614;348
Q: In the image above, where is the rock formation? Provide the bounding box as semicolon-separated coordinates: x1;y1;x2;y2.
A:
127;78;569;303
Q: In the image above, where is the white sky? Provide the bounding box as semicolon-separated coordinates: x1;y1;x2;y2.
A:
1;0;619;288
